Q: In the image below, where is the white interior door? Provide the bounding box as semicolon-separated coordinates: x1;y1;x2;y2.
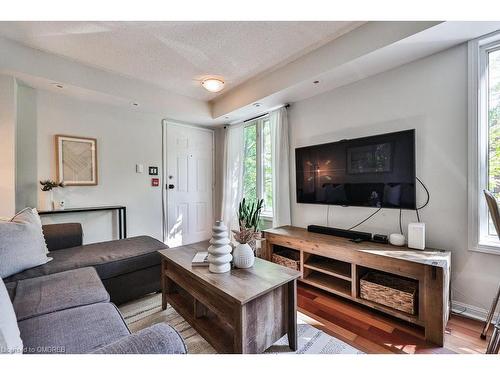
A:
164;123;214;247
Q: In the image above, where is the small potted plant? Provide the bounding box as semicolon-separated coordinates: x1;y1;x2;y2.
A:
231;198;263;268
40;180;64;211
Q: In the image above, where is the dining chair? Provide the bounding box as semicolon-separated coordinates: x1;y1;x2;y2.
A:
482;190;500;354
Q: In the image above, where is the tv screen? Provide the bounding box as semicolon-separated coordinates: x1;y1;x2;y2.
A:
295;129;416;209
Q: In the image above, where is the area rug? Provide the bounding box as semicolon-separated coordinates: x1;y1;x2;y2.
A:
119;293;363;354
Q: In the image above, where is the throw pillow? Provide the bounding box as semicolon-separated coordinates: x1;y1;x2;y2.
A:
0;277;23;354
30;208;49;254
0;208;52;278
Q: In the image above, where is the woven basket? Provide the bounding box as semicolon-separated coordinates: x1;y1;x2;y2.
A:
360;272;417;315
271;249;300;271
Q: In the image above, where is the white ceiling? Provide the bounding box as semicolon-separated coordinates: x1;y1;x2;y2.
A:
0;21;361;100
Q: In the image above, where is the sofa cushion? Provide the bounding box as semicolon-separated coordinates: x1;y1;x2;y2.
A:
0;208;52;278
92;323;186;354
0;278;23;354
42;223;82;252
4;236;166;283
9;267;110;321
19;302;129;354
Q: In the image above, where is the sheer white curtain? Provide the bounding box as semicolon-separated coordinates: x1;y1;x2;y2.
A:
221;123;245;233
270;107;291;227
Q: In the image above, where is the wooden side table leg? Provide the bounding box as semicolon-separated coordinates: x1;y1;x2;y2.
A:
161;259;168;310
264;240;273;261
233;305;246;354
287;279;298;351
424;265;445;346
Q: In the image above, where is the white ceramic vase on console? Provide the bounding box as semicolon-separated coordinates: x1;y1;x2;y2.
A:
43;190;54;211
207;221;232;273
233;242;255;269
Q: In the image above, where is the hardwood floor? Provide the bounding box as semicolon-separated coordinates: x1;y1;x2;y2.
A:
297;283;492;354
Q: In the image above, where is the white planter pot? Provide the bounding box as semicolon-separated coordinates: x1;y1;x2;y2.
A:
43;190;54;211
233;242;255;269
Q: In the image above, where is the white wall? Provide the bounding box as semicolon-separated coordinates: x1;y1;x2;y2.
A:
36;90;164;244
16;83;37;211
213;126;225;220
288;44;500;315
0;75;16;217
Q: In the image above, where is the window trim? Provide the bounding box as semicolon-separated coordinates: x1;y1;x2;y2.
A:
468;30;500;255
243;115;273;218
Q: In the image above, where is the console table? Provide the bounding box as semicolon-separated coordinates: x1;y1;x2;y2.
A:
262;226;451;346
38;205;127;239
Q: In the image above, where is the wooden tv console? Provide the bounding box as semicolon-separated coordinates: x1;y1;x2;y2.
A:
262;226;451;346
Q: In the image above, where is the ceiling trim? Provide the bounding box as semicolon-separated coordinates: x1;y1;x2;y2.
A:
210;21;442;119
211;21;500;123
0;36;214;125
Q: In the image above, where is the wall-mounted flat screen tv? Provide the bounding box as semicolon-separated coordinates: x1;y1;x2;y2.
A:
295;129;416;209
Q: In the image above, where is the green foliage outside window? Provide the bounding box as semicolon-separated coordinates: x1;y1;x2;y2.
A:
488;50;500;193
487;49;500;235
262;120;273;213
243;124;257;204
242;119;273;215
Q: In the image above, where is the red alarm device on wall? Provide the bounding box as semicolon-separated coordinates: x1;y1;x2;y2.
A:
151;178;159;187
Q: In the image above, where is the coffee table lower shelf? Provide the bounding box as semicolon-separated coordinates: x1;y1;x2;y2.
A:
166;291;234;353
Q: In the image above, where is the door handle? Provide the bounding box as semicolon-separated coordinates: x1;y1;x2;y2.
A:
168;184;175;189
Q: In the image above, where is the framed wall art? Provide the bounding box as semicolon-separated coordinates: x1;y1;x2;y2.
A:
55;135;98;186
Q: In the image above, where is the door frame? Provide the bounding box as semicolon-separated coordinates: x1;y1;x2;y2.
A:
161;120;215;243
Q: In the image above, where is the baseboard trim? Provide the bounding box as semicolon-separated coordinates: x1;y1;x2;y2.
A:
451;300;499;322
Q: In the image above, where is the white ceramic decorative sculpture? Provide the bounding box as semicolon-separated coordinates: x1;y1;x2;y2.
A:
233;242;255;269
207;221;233;273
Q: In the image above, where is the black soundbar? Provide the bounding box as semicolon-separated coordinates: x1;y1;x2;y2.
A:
307;225;372;241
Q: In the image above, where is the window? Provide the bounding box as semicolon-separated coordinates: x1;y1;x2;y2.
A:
469;31;500;254
488;48;500;236
243;117;273;217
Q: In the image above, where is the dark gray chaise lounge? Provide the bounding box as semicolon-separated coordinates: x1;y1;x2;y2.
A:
4;223;163;305
2;223;186;354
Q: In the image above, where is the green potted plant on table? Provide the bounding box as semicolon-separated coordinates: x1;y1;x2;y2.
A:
231;198;263;268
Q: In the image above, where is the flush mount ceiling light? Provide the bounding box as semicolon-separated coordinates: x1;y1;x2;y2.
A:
201;78;225;93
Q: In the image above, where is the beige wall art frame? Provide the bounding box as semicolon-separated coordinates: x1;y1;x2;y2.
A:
55;135;98;186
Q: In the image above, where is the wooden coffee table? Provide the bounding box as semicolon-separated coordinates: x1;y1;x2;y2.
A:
158;242;301;354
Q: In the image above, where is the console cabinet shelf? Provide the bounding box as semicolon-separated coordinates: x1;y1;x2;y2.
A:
262;226;451;346
301;271;352;297
303;255;352;281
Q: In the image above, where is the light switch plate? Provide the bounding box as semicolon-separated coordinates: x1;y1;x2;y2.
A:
148;166;158;176
136;164;144;173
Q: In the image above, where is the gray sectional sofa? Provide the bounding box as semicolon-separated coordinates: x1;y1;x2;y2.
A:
2;223;186;354
5;223;164;305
